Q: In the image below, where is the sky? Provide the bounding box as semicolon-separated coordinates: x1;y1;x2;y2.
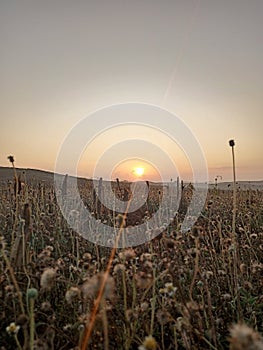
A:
0;0;263;182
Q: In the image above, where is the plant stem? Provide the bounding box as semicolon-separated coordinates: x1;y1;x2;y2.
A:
29;298;35;349
150;267;156;336
231;145;237;236
14;334;23;350
101;296;109;350
1;247;25;314
81;184;136;350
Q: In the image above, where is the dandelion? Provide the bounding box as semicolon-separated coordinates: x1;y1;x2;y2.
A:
229;323;263;350
113;263;126;274
119;248;136;261
40;268;57;290
65;286;81;304
82;272;115;301
139;335;157;350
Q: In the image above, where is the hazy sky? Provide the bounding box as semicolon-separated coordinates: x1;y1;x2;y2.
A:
1;0;262;181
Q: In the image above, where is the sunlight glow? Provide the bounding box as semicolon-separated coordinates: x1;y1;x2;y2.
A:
134;167;145;177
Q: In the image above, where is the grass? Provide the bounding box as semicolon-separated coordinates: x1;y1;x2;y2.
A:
0;171;263;349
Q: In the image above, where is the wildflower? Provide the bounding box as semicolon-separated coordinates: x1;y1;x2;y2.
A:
83;252;92;261
140;301;149;312
138;335;157;350
113;263;126;274
6;322;20;335
65;286;81;304
229;323;263;350
82;272;115;301
119;248;136;261
163;282;177;297
159;288;165;294
82;274;100;299
40;268;57;290
135;271;152;289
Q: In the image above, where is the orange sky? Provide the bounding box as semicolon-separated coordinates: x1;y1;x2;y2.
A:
0;1;262;182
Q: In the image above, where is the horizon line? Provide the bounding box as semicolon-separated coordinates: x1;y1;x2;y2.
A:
0;165;263;183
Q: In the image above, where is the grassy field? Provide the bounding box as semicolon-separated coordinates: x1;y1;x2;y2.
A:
1;168;263;349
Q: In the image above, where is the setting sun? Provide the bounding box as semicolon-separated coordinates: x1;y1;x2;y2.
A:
134;167;145;177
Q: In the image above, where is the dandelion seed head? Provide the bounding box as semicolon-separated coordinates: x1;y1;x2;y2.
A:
139;335;157;350
40;268;57;290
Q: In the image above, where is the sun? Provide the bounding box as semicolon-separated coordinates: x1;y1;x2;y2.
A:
134;167;145;177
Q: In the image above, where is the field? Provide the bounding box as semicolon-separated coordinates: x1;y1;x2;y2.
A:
1;167;263;349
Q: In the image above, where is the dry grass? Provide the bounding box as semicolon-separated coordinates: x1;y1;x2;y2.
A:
0;173;263;349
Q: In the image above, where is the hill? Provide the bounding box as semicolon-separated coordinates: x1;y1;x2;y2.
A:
1;166;263;190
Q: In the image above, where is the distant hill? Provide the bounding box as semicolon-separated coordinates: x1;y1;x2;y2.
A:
0;167;55;184
0;167;262;190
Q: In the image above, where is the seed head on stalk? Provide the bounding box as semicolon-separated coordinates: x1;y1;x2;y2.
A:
229;139;237;234
229;139;235;147
7;155;15;165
